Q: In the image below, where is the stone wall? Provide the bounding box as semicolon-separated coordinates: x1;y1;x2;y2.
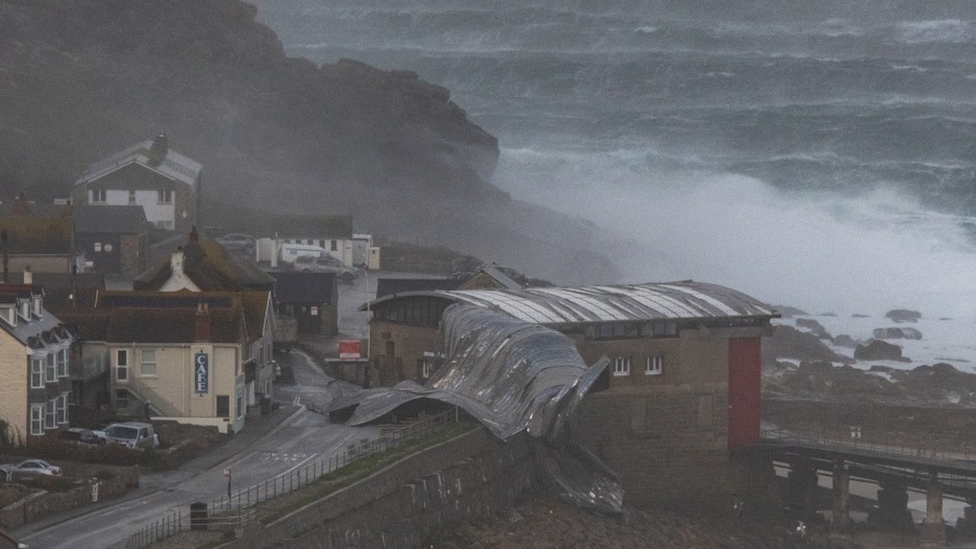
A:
0;463;136;529
235;426;534;549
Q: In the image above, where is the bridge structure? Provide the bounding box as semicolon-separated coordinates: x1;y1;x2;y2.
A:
747;429;976;545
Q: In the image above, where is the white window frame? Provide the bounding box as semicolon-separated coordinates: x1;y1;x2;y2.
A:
57;348;67;378
128;189;136;204
30;405;43;435
46;353;57;382
157;189;173;204
45;398;57;429
646;355;664;376
58;393;69;424
30;357;44;389
612;356;631;376
91;189;107;203
116;349;129;382
140;349;157;376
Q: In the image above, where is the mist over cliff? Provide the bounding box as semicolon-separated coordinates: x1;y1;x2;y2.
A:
0;0;619;283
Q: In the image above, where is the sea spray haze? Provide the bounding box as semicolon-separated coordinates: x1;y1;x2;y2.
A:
252;0;976;319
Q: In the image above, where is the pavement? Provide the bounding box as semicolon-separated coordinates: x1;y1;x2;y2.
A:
11;401;304;541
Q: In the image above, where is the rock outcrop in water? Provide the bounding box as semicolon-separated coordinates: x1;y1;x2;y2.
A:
0;0;619;283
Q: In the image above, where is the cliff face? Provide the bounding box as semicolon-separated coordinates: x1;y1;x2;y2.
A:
0;0;619;283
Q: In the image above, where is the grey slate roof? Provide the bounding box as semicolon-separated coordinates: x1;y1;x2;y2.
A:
74;137;202;188
270;272;335;304
73;205;148;234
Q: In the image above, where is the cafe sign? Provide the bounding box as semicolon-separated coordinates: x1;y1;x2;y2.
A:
195;352;209;394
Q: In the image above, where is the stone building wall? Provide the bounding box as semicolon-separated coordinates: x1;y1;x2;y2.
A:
236;426;535;549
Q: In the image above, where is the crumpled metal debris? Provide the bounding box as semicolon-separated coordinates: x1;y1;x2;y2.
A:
330;303;623;514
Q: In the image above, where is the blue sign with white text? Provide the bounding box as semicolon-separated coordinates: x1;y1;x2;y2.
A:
194;352;209;394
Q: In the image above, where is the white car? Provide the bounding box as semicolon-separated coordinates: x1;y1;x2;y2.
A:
0;459;62;480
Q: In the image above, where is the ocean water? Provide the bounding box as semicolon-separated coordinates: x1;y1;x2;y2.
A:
249;0;976;326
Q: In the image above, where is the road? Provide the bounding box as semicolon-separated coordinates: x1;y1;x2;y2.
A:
17;349;378;549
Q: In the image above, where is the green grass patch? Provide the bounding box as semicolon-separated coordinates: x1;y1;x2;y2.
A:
257;421;477;524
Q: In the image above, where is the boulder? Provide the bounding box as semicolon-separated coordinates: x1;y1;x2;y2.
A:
833;334;858;348
886;309;921;323
854;339;909;362
872;327;923;340
795;318;831;339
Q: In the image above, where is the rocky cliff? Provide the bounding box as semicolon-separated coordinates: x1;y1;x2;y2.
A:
0;0;619;283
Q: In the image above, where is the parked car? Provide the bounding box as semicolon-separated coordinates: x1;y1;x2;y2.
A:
292;254;361;283
103;422;157;450
58;427;106;445
215;233;255;254
0;459;62;480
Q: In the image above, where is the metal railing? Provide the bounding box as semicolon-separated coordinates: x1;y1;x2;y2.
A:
210;407;457;512
761;427;976;462
106;407;459;549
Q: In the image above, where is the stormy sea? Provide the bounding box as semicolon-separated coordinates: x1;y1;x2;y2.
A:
249;0;976;369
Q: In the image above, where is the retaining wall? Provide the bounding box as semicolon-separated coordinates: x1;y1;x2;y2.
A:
236;426;535;549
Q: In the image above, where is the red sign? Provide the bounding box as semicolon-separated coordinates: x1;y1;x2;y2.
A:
339;340;362;359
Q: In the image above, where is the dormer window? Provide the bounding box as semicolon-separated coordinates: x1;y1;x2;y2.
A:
18;300;30;321
0;305;15;326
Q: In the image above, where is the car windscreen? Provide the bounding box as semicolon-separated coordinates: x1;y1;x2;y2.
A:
106;426;139;439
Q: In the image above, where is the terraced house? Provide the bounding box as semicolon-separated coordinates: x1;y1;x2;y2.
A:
0;285;73;443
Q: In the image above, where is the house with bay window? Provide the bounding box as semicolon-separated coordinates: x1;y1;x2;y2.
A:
0;285;73;443
58;292;259;434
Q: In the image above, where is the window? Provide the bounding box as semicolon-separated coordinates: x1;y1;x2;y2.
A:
306;239;313;245
646;355;664;376
318;240;325;248
331;240;338;251
419;359;433;379
216;395;230;417
58;393;69;424
46;398;57;429
30;405;43;435
116;349;128;381
644;320;678;338
91;189;107;203
157;189;173;203
140;349;157;376
128;190;136;204
30;358;43;388
57;348;67;378
115;389;129;409
94;242;102;252
613;356;631;376
236;392;244;419
46;354;56;382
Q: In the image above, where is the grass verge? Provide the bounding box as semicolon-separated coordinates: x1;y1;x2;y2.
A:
255;421;477;524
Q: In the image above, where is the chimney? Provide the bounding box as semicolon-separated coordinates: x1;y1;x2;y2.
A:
23;266;31;285
194;303;211;342
148;133;168;167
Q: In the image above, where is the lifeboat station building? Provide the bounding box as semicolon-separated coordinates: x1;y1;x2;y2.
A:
362;281;779;507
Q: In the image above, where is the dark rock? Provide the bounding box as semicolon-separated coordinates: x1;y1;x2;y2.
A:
854;340;909;362
763;325;853;365
833;335;857;348
795;318;832;339
872;327;922;340
771;305;808;318
852;313;869;318
886;309;922;323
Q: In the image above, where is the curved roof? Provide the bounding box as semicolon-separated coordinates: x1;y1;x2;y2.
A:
363;280;778;324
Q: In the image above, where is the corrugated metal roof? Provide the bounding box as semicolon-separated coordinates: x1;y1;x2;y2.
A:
365;280;778;324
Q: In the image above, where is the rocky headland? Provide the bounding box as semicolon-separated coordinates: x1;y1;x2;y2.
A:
0;0;618;284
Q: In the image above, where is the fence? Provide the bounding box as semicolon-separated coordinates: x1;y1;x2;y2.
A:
761;427;976;462
105;407;459;549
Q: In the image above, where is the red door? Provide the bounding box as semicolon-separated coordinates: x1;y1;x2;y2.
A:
728;337;761;450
